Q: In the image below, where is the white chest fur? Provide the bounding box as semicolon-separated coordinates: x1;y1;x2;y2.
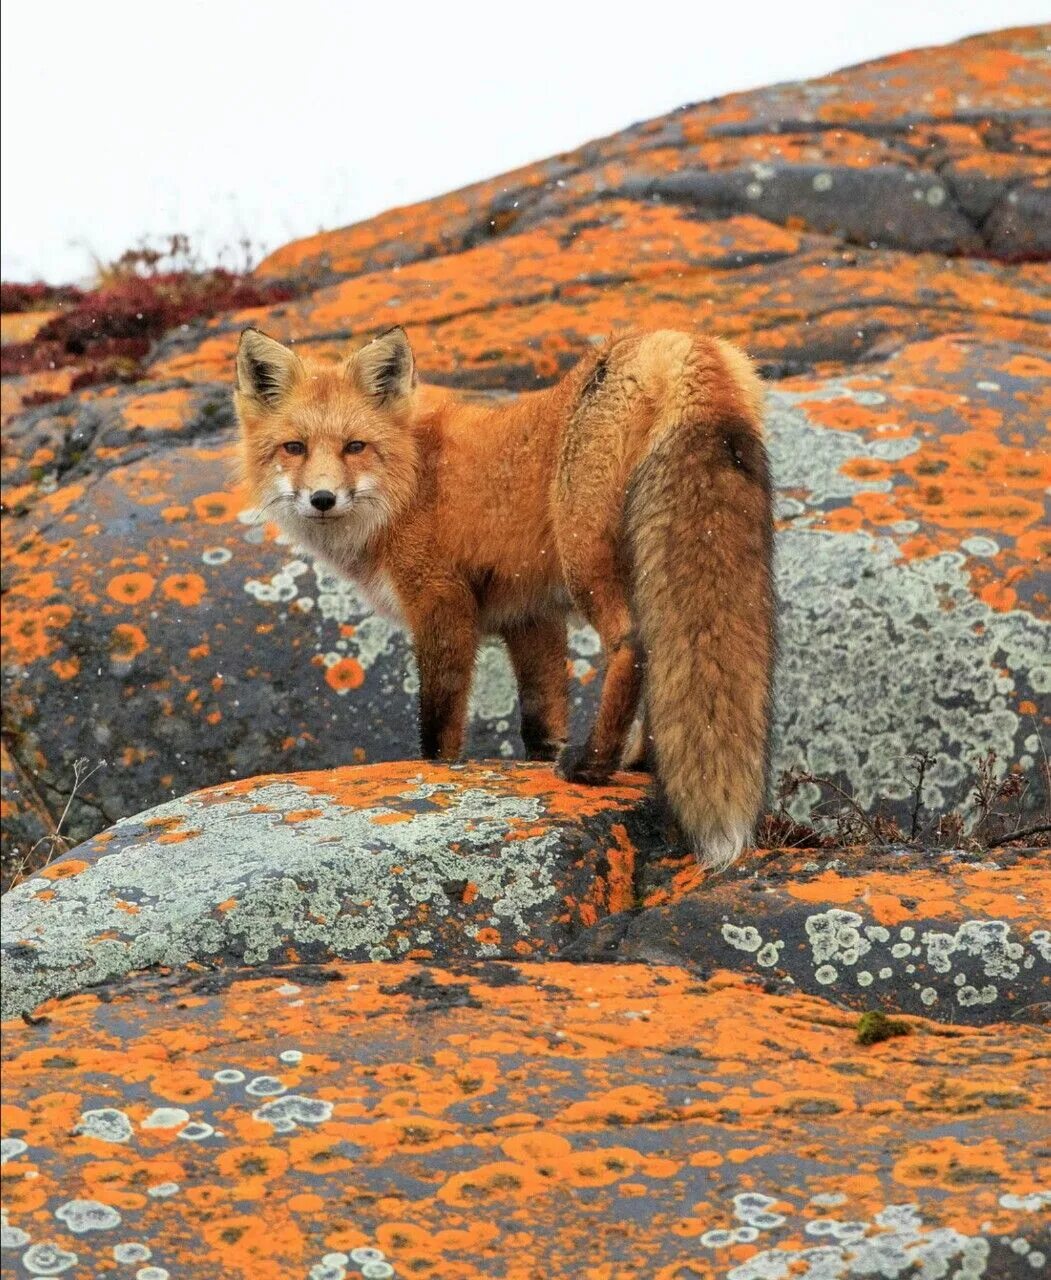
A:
278;508;408;628
356;568;407;625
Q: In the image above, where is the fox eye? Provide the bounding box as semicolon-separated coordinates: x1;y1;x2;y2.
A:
281;441;306;457
343;440;366;455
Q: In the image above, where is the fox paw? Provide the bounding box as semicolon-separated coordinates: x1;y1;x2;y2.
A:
555;743;613;786
523;738;566;763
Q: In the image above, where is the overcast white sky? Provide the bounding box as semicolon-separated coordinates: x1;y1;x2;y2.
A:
2;0;1046;283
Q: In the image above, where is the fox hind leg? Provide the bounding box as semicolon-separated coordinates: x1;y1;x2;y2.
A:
502;614;568;761
620;705;653;772
556;586;643;785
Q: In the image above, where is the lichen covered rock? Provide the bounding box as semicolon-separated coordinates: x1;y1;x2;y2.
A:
2;27;1050;856
2;962;1049;1279
587;845;1051;1025
0;763;649;1019
2;331;1047;855
4;762;1047;1026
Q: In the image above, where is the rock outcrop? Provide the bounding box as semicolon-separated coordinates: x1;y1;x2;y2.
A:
2;26;1049;862
2;960;1049;1278
2;762;1047;1026
2;26;1050;1280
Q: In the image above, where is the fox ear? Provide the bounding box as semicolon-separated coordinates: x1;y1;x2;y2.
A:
236;328;301;409
350;326;416;409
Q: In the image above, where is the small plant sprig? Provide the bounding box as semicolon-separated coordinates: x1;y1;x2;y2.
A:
765;738;1049;852
10;757;106;888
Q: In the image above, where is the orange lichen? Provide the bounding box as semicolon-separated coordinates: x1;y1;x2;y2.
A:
324;657;366;692
106;571;156;604
7;571;57;601
36;858;89;880
122;387;195;432
216;1143;290;1183
192;491;242;524
1;603;73;665
160;572;207;606
894;1137;1012;1189
109;623;148;660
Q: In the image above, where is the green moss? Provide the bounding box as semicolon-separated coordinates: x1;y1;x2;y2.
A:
857;1010;912;1046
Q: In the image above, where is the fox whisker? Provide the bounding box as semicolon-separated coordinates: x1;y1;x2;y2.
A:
251;493;295;521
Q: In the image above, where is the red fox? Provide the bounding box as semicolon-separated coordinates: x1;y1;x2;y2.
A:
234;326;775;869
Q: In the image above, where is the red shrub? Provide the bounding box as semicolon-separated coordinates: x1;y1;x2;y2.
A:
0;267;295;386
0;282;83;313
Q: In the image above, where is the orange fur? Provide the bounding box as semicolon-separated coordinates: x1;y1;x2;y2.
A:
233;326;775;866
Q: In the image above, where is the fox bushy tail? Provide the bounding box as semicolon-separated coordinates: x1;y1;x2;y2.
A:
626;342;775;870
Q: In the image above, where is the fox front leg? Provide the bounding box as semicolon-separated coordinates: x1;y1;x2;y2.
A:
411;593;479;761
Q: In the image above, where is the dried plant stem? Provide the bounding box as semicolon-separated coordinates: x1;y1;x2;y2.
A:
11;757;106;887
793;771;885;844
993;822;1051;846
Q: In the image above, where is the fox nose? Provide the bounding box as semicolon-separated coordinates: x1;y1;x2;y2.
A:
310;489;337;512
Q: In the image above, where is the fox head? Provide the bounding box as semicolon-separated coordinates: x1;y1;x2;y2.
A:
234;326;421;548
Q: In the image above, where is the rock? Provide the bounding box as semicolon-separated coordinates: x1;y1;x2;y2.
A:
2;331;1047;856
3;29;1049;856
0;762;650;1019
5;48;1051;877
1;961;1049;1278
146;210;1049;388
578;845;1051;1026
4;762;1047;1026
250;26;1051;287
